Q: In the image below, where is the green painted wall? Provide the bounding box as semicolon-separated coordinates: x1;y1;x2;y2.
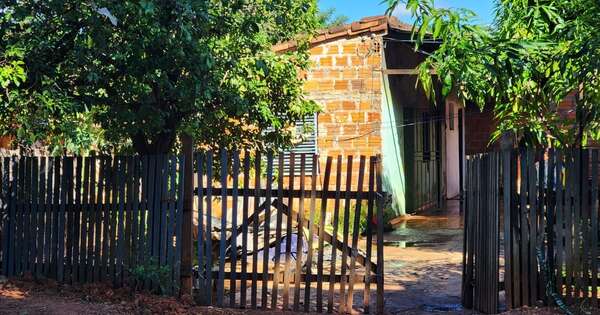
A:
380;52;406;217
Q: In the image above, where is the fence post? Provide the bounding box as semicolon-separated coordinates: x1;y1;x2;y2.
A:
180;134;194;295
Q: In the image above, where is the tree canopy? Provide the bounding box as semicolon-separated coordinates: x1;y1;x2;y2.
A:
0;0;320;154
386;0;600;147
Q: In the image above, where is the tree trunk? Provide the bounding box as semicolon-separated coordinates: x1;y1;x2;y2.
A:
132;131;177;155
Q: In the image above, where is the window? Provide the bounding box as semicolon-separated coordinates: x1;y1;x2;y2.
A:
277;114;318;176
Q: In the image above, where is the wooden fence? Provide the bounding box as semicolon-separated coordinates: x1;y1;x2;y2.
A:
0;155;185;293
463;148;600;314
194;151;385;314
0;151;385;313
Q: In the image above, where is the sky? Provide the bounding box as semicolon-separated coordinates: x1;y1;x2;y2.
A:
318;0;496;25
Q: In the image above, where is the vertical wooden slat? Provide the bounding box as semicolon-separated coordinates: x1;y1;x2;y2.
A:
217;150;228;307
328;155;343;313
115;157;126;286
22;156;31;274
58;157;70;282
363;157;376;313
30;157;39;277
230;151;240;308
282;153;295;310
503;149;513;309
591;150;599;307
261;152;273;309
527;149;537;304
44;157;53;278
8;157;18;277
375;155;385;315
303;154;318;312
196;152;206;303
509;150;520;308
1;158;9;276
573;150;583;301
565;150;574;301
72;156;82;283
546;149;555;305
166;156;177;293
101;157;112;282
293;154;306;312
52;157;61;279
316;157;333;313
338;155;353;312
271;153;285;309
346;156;366;312
95;157;105;282
87;155;96;281
66;157;75;283
174;155;184;295
555;151;564;298
124;156;134;286
171;155;183;294
251;152;261;309
158;156;168;272
14;157;23;276
80;157;90;282
518;149;530;305
205;152;214;304
240;153;251;308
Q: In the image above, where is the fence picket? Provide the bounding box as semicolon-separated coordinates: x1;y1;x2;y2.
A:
293;154;306;312
338;155;353;312
304;155;318;312
317;157;333;312
328;155;343;313
346;156;366;311
271;154;285;309
240;153;251;308
282;153;295;310
230;151;240;308
262;153;273;309
217;150;228;307
591;150;599;308
252;152;261;309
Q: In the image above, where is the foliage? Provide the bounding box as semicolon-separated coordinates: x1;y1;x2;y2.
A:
317;7;349;28
129;256;174;295
385;0;600;148
0;0;321;154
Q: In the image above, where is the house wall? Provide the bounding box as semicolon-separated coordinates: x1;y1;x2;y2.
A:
303;35;384;190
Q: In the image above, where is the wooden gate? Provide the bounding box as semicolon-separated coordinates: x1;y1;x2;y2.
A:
463;148;600;314
194;151;385;313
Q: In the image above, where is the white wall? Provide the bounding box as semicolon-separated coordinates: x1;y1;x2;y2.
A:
445;98;461;199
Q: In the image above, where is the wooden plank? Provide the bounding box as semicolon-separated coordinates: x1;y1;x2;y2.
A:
57;157;69;282
240;153;251;308
138;156;148;273
230;151;240;308
217;150;228;307
545;149;555;306
346;156;366;312
79;157;90;282
72;157;82;283
316;157;333;313
282;152;295;310
101;157;112;282
303;154;318;312
338;155;353;313
251;152;261;309
174;155;185;295
14;157;23;276
293;154;306;312
31;157;39;277
65;157;75;283
195;188;372;200
117;157;127;287
22;157;31;274
510;151;520;307
124;156;134;286
207;271;375;283
502;150;513;308
328;155;343;313
271;153;285;309
375;155;384;315
555;151;564;298
51;157;60;279
42;156;52;278
205;152;214;304
262;153;273;309
519;149;530;305
166;156;177;294
461;157;472;308
8;157;18;277
363;157;375;313
591;150;598;307
159;156;169;271
130;156;140;281
94;157;105;282
87;155;97;281
196;152;206;303
565;150;574;301
528;149;538;304
1;158;9;276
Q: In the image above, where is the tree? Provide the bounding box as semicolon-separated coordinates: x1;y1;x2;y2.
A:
317;7;349;28
385;0;600;147
0;0;320;154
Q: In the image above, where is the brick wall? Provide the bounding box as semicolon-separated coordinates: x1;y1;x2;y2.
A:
302;36;384;190
464;104;499;155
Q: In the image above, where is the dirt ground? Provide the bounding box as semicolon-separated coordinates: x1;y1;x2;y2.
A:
0;276;322;315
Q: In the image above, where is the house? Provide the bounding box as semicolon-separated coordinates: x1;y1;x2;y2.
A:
274;16;468;217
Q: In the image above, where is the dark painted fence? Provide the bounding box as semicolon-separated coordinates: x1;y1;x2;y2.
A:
194;151;385;314
463;148;600;314
0;155;185;293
